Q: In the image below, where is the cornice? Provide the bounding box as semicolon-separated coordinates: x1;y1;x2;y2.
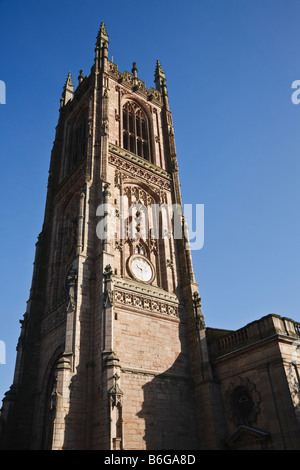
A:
113;277;180;305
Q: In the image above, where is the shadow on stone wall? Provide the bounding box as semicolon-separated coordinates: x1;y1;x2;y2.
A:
136;319;201;450
137;361;200;450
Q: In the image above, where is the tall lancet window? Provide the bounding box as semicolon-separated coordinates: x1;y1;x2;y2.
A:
122;102;150;160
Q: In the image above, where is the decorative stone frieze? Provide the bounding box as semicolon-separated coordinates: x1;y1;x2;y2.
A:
113;278;182;320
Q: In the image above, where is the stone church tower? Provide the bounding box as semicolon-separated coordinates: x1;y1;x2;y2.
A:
1;23;300;451
0;23;207;450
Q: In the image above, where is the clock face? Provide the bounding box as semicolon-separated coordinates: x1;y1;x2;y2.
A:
130;255;154;283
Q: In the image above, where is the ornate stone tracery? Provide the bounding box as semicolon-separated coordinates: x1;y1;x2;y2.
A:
225;377;261;427
108;144;171;191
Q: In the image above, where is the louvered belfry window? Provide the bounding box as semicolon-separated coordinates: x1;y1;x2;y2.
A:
123;102;149;160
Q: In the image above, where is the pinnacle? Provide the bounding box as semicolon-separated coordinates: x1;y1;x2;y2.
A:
66;71;73;83
64;72;73;90
61;72;74;107
155;60;164;74
155;60;166;81
101;22;108;35
97;21;108;41
154;60;168;96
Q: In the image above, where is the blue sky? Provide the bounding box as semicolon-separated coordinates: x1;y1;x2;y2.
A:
0;0;300;402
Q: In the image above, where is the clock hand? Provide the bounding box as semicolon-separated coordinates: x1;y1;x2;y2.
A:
136;264;143;277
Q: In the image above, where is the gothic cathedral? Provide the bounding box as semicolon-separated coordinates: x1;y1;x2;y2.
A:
1;23;300;450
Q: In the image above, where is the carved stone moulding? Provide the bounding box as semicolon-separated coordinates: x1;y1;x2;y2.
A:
114;288;180;320
109;155;171;192
108;144;171;187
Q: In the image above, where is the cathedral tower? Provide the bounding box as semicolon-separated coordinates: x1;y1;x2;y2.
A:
0;23;209;450
2;21;300;452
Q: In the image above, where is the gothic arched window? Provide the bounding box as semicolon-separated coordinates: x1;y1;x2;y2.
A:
42;354;62;450
72;113;87;167
134;244;145;256
122;102;150;160
64;110;88;178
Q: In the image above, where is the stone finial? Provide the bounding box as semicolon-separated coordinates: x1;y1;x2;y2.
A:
96;21;109;46
64;72;73;90
155;60;165;78
99;21;108;37
154;61;168;110
154;60;166;90
78;70;84;84
132;62;138;78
